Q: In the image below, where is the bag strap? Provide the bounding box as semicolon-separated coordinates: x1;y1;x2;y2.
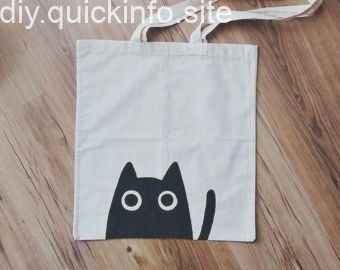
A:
189;0;322;43
130;0;217;42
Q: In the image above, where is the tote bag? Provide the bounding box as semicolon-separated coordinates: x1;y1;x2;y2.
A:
74;0;322;241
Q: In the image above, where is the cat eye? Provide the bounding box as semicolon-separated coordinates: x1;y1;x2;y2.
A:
121;190;142;211
158;191;177;211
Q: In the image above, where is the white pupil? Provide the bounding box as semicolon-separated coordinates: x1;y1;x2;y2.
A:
158;191;177;211
121;190;142;211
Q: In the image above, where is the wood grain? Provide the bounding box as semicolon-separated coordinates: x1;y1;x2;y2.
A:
0;0;339;269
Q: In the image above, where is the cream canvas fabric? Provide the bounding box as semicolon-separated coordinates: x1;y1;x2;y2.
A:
74;0;322;241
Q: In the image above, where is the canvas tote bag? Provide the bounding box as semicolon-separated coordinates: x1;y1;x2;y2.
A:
74;0;322;241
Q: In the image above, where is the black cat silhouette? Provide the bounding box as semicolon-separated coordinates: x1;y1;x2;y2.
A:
106;162;216;240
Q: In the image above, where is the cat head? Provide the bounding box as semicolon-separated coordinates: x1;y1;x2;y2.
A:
114;162;188;213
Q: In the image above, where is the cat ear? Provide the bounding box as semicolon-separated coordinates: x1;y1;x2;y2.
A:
119;162;137;181
163;162;182;182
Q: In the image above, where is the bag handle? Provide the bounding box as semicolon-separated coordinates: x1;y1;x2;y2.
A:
130;0;217;42
189;0;322;43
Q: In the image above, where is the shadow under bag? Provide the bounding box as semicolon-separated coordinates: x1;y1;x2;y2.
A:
74;0;322;241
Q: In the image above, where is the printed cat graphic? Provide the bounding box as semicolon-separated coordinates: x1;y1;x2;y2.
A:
106;162;216;240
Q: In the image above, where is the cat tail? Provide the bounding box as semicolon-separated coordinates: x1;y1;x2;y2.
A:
198;190;216;240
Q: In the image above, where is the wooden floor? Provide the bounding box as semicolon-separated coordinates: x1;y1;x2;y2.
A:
0;0;339;269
